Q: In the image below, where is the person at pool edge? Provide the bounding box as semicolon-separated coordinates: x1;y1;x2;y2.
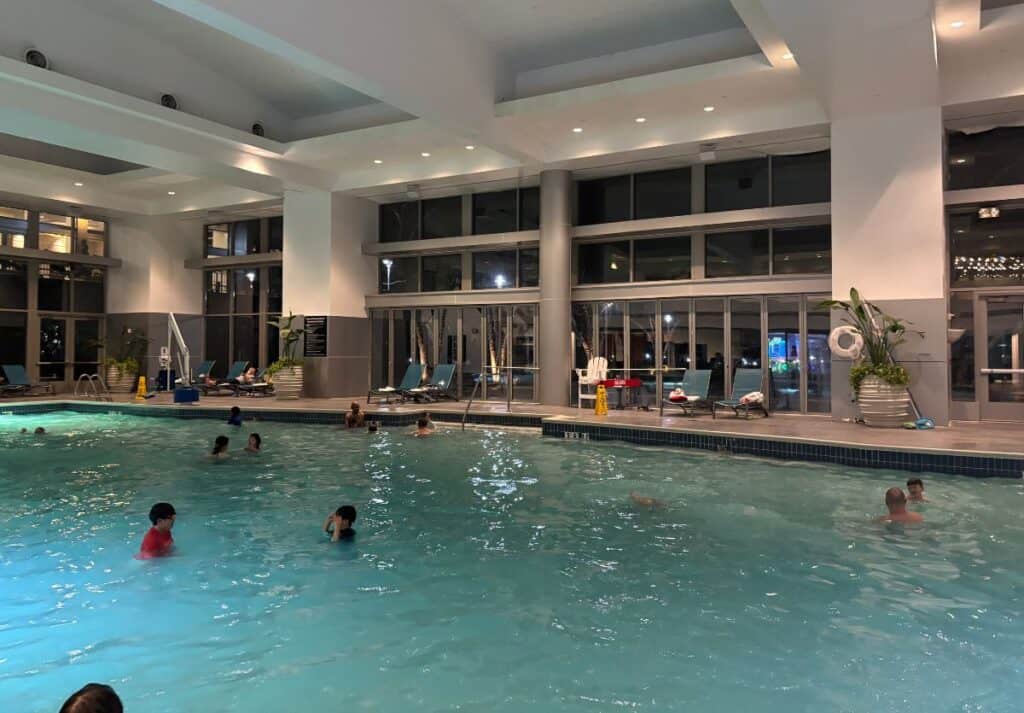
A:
906;477;928;502
878;487;923;523
227;406;243;427
139;502;176;558
59;682;123;713
245;433;261;453
322;505;357;541
346;401;365;428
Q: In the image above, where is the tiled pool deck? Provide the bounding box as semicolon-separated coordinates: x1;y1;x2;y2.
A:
3;394;1023;478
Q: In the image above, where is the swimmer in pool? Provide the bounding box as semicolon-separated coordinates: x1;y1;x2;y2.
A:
59;683;123;713
906;477;928;502
245;433;261;453
227;406;243;427
877;487;923;523
345;402;365;429
139;502;176;559
630;492;666;510
322;505;357;542
210;435;230;459
411;416;434;437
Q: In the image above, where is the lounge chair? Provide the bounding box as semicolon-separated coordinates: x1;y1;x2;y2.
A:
575;356;608;408
659;369;711;417
176;360;214;388
406;364;457;402
236;368;274;397
712;368;769;419
368;362;422;403
0;364;52;397
202;360;249;395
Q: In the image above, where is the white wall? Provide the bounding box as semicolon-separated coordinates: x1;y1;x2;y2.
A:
107;214;203;314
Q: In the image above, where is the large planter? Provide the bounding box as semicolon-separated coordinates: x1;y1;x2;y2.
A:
857;375;911;428
272;366;303;399
105;365;137;394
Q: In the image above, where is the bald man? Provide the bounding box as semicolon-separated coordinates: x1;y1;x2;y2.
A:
878;487;923;523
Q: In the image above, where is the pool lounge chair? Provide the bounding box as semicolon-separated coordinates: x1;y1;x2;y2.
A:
236;368;273;397
368;362;422;403
176;360;215;388
0;364;52;397
659;369;712;417
406;364;457;402
712;368;769;419
202;360;249;395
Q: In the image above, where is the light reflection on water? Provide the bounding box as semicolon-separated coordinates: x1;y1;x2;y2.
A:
1;412;1024;712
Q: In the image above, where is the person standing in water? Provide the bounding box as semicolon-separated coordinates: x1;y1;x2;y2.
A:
878;487;923;523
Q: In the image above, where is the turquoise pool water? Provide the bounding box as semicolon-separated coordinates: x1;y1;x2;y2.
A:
1;412;1023;712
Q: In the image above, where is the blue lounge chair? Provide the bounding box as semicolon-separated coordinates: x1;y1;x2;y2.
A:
0;364;52;397
659;369;712;417
237;368;273;397
713;368;769;419
368;362;422;403
406;364;457;402
203;360;249;395
175;360;214;388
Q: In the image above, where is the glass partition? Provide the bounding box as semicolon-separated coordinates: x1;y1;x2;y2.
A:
806;298;832;413
767;297;800;411
597;302;625;375
628;301;658;406
511;305;537;402
461;307;483;399
39;317;66;381
661;299;690;398
730;298;763;393
415;309;436;374
695;299;726;401
949;294;975;402
371;311;389;388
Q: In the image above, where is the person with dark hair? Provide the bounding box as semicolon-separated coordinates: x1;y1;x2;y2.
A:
227;406;243;427
878;487;923;524
245;433;262;453
906;477;927;502
59;683;123;713
411;416;434;437
210;435;230;460
345;402;365;429
322;505;357;542
139;502;176;559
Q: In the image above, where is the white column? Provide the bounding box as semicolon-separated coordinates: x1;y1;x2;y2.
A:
538;170;572;406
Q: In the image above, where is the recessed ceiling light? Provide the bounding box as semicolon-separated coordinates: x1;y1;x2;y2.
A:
979;206;1001;219
782;52;794;60
572;127;583;133
950;20;965;28
465;145;475;150
373;159;383;164
703;105;716;112
167;191;176;196
73;181;84;187
953;157;967;164
635;117;647;123
420;152;431;157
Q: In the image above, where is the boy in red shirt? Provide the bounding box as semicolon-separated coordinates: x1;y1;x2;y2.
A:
139;502;176;559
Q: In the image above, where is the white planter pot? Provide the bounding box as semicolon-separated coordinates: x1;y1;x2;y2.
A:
105;366;137;394
857;375;911;428
273;366;303;399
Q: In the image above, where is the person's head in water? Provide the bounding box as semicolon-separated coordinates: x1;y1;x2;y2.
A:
906;477;925;501
367;422;378;433
336;505;357;528
149;502;176;532
230;407;240;417
59;683;123;713
417;418;429;429
212;435;230;455
246;433;261;452
350;402;360;414
885;487;908;513
34;426;46;435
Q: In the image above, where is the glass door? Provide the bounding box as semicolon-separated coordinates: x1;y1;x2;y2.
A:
979;294;1024;420
72;318;101;380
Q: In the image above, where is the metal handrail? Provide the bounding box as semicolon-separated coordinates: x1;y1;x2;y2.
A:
73;373;112;401
462;378;482;431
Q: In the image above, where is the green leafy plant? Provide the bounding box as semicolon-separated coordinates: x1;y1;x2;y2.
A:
266;312;305;377
97;327;150;377
819;288;924;389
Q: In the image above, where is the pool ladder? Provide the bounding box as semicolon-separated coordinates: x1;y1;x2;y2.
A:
74;373;113;401
461;378;482;431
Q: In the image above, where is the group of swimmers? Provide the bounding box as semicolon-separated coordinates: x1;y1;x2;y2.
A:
344;401;434;437
878;477;927;523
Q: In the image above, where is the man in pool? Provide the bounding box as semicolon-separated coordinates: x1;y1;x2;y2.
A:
59;682;123;713
139;502;176;558
322;505;357;542
227;406;243;427
346;402;365;429
906;477;928;502
878;487;923;523
412;416;434;437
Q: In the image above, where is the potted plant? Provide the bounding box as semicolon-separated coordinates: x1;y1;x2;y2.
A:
821;288;924;428
267;312;305;399
101;328;150;393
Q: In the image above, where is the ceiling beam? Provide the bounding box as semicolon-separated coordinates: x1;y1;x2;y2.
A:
729;0;796;68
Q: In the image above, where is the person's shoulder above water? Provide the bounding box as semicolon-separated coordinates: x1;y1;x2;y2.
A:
877;486;923;523
411;416;434;437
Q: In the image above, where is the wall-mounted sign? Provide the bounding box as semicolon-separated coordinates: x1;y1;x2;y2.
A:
303;315;328;358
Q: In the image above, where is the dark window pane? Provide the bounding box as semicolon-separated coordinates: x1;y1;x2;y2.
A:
268;216;283;252
472;190;517;235
949;294;974;402
0;259;27;309
571;302;594;370
706;230;770;277
519;248;539;287
380;201;419;243
40;317;66;380
772;151;830;206
731;298;763;391
767;297;800;412
519;187;540;230
421;254;462;291
948;128;1024;190
231;220;260;256
267;315;280;366
695;298;726;401
268;266;282;312
577;175;631;225
204;316;230;378
38;263;71;312
705;158;769;212
379;256;418;293
74;319;100;364
634;236;691;281
0;312;27;366
206;224;229;257
950;207;1024;286
233;269;259;313
634;167;691;219
473;250;516;289
578;241;630;284
205;270;230;314
233;316;259;365
72;265;104;313
421;196;462;239
773;225;831;274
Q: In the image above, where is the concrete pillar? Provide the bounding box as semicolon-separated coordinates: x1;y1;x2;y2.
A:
538;170;572;406
282;189;376;397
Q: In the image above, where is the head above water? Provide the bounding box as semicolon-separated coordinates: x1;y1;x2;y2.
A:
213;435;230;454
149;502;176;527
350;402;360;413
248;433;261;449
335;505;357;525
59;683;123;713
34;426;46;435
906;477;924;497
885;487;907;512
417;418;429;429
230;406;241;416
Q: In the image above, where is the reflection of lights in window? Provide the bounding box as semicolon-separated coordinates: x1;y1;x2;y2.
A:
381;258;394;291
610;261;618;270
644;352;651;360
245;271;256;283
494;274;507;288
664;314;673;323
978;206;1000;219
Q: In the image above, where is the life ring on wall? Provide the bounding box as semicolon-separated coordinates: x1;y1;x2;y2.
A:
828;326;864;360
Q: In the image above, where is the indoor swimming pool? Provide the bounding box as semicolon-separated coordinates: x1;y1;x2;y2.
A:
1;411;1023;712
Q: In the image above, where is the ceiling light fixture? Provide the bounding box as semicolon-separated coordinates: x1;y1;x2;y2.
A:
373;159;383;164
167;191;176;196
635;117;647;123
703;105;715;112
572;127;583;133
950;20;965;28
420;152;431;157
782;52;794;60
73;181;84;187
953;157;967;164
465;145;475;150
979;206;1001;219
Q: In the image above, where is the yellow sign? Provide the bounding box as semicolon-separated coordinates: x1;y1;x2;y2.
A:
595;384;608;416
135;376;148;401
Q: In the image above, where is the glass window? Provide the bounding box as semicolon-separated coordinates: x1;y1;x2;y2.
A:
705;158;769;212
231;220;260;256
597;301;625;372
633;236;691;281
414;309;436;370
578;241;630;284
0;259;27;309
73;319;101;379
772;151;830;206
519;187;540;230
472;190;517;235
473;250;516;289
379;256;418;293
268;266;282;313
949;294;974;402
767;297;800;412
39;317;66;380
439;308;458;367
577;175;631;225
39;213;72;254
380;201;419;243
268;216;283;252
634;167;691;219
205;224;230;257
511;305;536;401
572;303;594;370
204;316;230;378
421;254;462;292
72;265;104;313
519;248;539;288
695;298;726;401
76;218;106;257
950;207;1024;286
948;128;1024;190
371;311;390;387
461;307;482;398
205;270;230;314
38;263;71;312
773;225;831;274
233;269;260;313
629;301;658;405
421;196;462;239
267;314;280;366
706;230;770;278
806;298;831;413
661;298;690;400
233;316;259;364
730;298;762;393
0;312;27;367
0;206;27;249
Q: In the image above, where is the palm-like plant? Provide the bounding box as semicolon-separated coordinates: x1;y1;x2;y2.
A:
267;312;305;371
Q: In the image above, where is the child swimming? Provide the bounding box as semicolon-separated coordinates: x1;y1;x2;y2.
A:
210;435;230;459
